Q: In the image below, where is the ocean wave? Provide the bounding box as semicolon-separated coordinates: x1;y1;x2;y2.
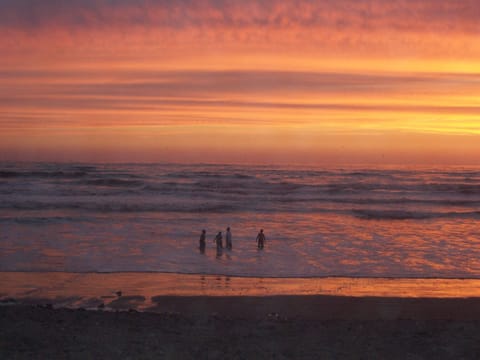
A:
165;171;255;180
3;164;480;197
0;170;88;179
422;182;480;195
0;216;91;224
281;181;480;195
0;200;239;213
2;163;480;216
3;197;480;220
142;182;183;192
352;209;480;220
83;178;144;187
276;196;480;206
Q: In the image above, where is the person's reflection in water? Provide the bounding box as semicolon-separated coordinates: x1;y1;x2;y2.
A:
214;231;223;258
226;227;233;249
199;229;206;254
256;229;266;249
216;246;223;259
214;231;223;249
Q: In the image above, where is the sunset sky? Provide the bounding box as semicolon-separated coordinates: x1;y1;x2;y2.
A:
1;0;479;165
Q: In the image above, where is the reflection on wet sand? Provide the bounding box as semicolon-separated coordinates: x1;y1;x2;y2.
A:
2;272;480;312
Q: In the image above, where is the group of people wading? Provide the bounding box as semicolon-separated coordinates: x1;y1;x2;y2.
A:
199;228;266;253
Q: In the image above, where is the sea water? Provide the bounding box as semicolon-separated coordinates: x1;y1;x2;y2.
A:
1;162;480;278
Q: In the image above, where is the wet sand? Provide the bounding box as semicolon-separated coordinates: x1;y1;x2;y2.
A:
2;296;480;359
3;272;480;310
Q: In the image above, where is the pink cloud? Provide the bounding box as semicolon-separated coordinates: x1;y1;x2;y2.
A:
1;0;479;33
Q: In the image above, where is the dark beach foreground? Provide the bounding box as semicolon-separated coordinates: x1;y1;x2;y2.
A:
2;296;480;359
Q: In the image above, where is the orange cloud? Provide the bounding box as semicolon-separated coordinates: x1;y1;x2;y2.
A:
2;0;480;60
1;0;479;164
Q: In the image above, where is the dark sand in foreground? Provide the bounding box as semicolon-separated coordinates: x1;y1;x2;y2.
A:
2;296;480;359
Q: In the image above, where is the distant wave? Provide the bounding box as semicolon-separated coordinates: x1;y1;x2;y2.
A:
0;216;92;224
165;171;255;180
0;170;88;179
3;165;480;196
352;209;480;220
3;198;480;221
2;162;480;218
83;178;144;187
276;196;480;206
422;182;480;195
0;200;239;213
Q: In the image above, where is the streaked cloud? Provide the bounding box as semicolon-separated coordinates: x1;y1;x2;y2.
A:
1;0;479;61
0;1;479;164
2;69;480;96
1;69;479;133
1;0;479;33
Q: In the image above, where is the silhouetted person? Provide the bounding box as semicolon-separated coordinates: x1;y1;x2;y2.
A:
199;229;206;253
226;227;232;249
256;229;265;249
214;231;223;250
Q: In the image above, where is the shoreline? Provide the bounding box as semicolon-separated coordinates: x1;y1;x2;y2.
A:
8;269;480;280
3;271;480;312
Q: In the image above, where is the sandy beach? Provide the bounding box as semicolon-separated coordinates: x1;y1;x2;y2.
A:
2;296;480;359
2;272;480;358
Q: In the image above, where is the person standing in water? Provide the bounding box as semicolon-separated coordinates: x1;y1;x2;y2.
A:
199;229;206;253
226;227;232;249
256;229;265;249
214;231;223;250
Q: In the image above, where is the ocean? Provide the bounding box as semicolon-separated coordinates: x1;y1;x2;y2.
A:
1;162;480;279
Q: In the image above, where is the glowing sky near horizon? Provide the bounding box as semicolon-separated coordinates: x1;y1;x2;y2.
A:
1;0;479;164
